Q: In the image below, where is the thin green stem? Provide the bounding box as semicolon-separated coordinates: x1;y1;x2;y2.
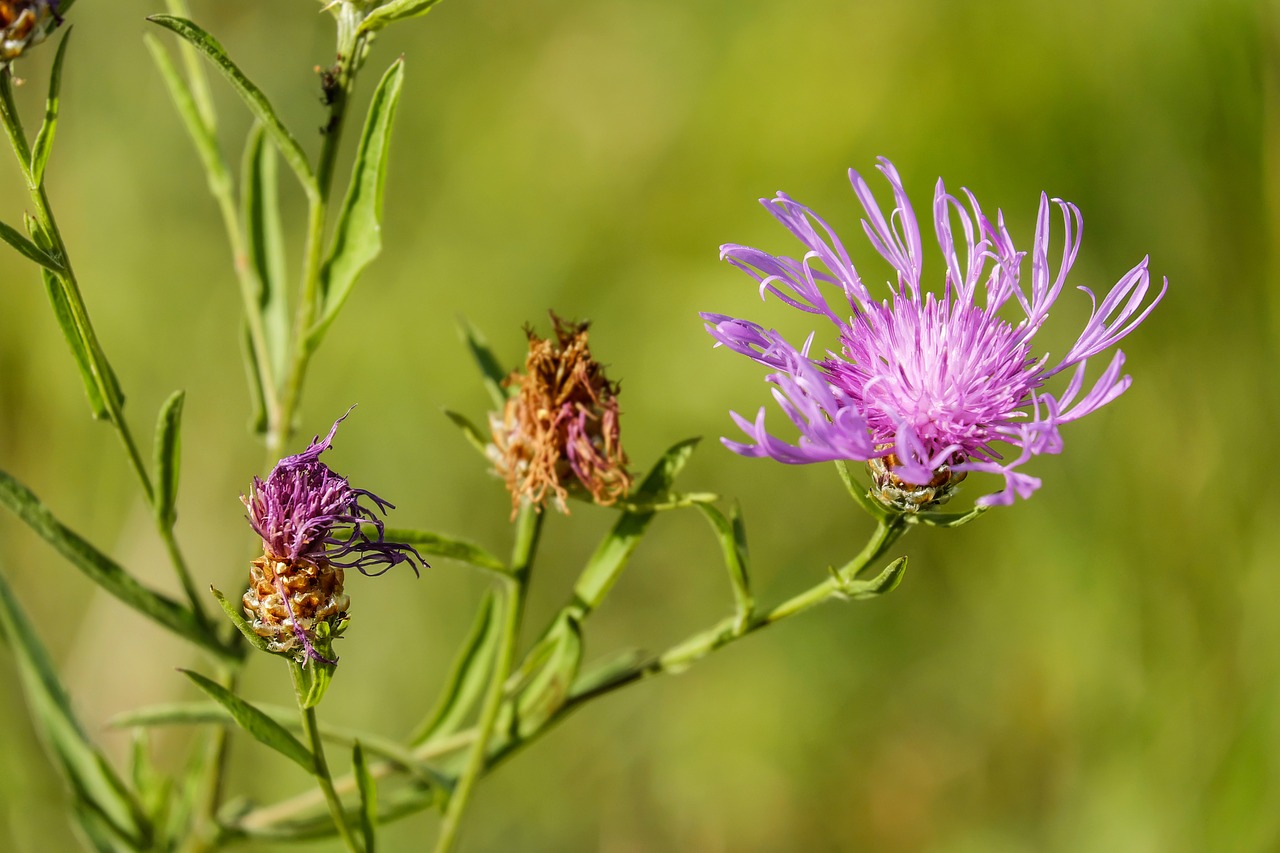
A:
180;667;239;853
433;503;542;853
302;702;364;853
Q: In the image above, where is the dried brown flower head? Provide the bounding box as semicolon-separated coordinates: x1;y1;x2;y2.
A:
242;557;350;663
489;315;631;514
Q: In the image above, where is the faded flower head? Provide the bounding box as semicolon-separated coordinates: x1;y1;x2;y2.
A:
703;158;1166;509
240;411;423;664
1;1;60;63
489;315;631;514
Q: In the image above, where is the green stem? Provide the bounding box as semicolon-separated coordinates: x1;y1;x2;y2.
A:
181;667;239;853
302;702;364;853
433;503;542;853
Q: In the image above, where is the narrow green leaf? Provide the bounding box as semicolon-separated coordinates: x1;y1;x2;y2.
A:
512;612;582;737
833;556;907;600
128;730;173;834
0;469;232;660
916;504;988;528
146;16;316;196
30;28;73;186
308;59;406;350
0;568;149;845
40;268;109;419
443;409;490;456
353;742;377;853
696;502;754;627
241;124;288;383
834;459;891;520
359;0;447;33
225;780;438;843
143;33;232;200
457;317;510;409
571;439;700;613
568;649;645;700
181;670;314;772
382;528;506;573
211;586;271;653
0;218;62;271
410;590;499;744
152;390;184;527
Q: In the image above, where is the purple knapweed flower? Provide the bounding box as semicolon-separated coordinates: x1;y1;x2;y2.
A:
240;410;423;664
702;158;1166;508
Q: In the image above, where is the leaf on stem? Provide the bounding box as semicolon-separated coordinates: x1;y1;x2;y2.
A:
226;780;439;843
509;611;582;737
353;742;377;853
359;0;447;34
831;556;907;600
0;218;63;271
0;567;151;846
30;28;73;186
180;669;314;773
442;409;490;456
915;505;988;528
410;590;500;745
152;390;184;528
571;438;700;614
457;317;511;410
211;586;272;654
241;124;289;384
146;16;317;197
0;468;232;660
308;58;406;351
38;267;119;420
695;501;754;628
382;527;506;573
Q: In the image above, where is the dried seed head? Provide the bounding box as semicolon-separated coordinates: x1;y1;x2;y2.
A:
1;1;60;63
866;452;967;513
489;314;631;515
243;557;350;664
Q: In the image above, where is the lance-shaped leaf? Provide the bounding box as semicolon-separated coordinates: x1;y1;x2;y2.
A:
308;59;405;350
227;780;438;843
37;263;125;422
458;317;510;409
152;390;184;528
211;586;271;654
831;556;908;600
571;438;700;616
0;568;150;846
443;409;489;457
359;0;447;33
30;28;73;186
146;16;316;197
410;590;500;744
696;501;753;630
241;124;288;384
0;469;232;660
353;742;377;853
382;527;505;573
0;218;62;271
510;611;582;737
181;670;314;772
915;505;988;528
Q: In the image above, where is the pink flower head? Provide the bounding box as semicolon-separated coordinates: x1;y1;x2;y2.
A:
703;158;1166;507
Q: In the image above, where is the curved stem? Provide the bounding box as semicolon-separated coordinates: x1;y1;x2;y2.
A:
433;503;542;853
302;702;364;853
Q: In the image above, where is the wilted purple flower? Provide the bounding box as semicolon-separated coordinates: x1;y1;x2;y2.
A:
240;411;423;664
1;1;61;63
703;158;1166;508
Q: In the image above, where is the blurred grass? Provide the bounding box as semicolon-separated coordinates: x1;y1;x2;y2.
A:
0;0;1274;850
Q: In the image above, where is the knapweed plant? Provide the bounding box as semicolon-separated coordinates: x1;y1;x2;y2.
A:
0;3;1167;851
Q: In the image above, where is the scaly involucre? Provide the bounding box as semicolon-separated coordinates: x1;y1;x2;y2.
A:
702;158;1166;506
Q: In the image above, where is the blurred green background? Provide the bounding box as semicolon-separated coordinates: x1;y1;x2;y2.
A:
0;0;1274;850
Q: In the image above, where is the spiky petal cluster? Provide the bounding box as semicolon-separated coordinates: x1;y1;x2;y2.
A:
489;315;631;515
1;1;60;62
702;158;1166;507
241;412;422;664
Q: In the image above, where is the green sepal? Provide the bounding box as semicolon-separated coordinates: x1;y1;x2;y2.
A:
457;317;511;409
571;438;700;615
181;669;314;772
152;390;184;528
30;28;72;186
0;568;151;846
146;16;317;197
0;468;234;660
382;527;506;573
696;501;754;630
509;611;582;737
410;590;500;744
353;742;377;853
290;647;338;710
359;0;447;34
241;123;288;383
830;555;907;600
443;409;490;456
211;586;271;654
309;58;406;350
